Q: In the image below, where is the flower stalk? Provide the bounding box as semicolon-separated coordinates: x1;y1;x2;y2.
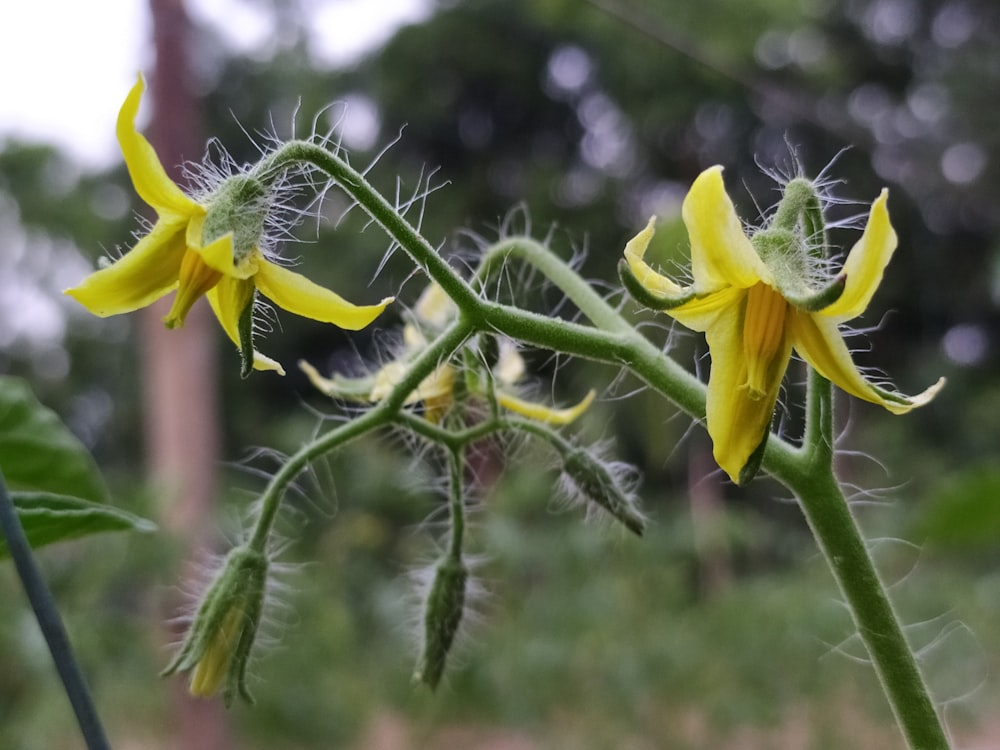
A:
786;370;949;750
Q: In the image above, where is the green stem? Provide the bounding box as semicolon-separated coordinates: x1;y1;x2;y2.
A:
261;141;480;315
472;237;632;334
0;472;111;750
787;373;948;750
446;448;465;561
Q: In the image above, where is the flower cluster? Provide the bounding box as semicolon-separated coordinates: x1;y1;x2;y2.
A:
300;281;595;426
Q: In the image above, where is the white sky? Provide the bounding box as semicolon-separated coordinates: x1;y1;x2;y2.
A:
0;0;430;168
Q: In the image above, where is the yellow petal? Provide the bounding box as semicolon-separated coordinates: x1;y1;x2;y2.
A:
789;310;944;413
188;608;242;698
298;359;378;400
298;359;338;396
819;190;897;322
117;75;201;219
741;283;789;399
206;276;284;375
163;248;223;329
402;323;427;351
414;282;457;327
254;258;393;330
369;361;409;401
64;220;187;315
370;361;454;405
418;366;457;420
192;224;259;279
498;388;596;425
623;217;687;297
666;286;745;333
682;166;771;291
704;300;792;483
495;339;525;385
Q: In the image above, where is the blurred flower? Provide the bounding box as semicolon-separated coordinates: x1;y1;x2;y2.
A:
65;75;391;375
300;282;595;424
624;166;943;483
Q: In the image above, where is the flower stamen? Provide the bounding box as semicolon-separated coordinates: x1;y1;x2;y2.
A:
742;282;787;399
164;249;224;329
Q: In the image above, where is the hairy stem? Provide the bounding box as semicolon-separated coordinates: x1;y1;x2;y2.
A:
789;372;948;749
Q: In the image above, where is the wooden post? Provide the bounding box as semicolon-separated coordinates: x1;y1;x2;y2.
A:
144;0;232;747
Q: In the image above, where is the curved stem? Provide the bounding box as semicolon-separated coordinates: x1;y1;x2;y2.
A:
0;473;111;750
262;141;480;315
472;237;632;334
446;447;465;561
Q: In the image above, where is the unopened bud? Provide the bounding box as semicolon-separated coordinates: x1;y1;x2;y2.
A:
162;546;268;706
561;449;645;536
413;557;467;690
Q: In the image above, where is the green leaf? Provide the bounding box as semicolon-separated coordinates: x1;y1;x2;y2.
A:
0;492;157;558
0;376;108;503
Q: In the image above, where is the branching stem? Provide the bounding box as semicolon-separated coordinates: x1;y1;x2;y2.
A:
248;140;949;749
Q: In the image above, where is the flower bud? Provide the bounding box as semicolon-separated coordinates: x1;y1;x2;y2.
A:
162;546;268;705
560;449;645;536
413;556;467;690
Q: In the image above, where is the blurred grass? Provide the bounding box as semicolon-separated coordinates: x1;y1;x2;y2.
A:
2;443;998;749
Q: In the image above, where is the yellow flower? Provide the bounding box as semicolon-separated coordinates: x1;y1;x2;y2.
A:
624;166;944;484
65;75;392;375
300;282;595;424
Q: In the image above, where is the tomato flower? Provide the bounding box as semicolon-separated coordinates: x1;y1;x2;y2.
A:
65;75;392;375
623;166;944;483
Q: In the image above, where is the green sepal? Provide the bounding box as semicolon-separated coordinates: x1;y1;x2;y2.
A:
737;429;769;486
318;373;379;400
201;175;268;264
237;293;256;379
783;274;847;312
801;192;829;260
618;259;697;311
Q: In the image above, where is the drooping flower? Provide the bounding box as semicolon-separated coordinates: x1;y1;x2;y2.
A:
623;166;944;484
65;75;392;375
299;282;595;425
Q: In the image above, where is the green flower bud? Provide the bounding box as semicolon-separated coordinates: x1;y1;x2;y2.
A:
560;449;645;536
413;556;467;690
162;546;268;706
